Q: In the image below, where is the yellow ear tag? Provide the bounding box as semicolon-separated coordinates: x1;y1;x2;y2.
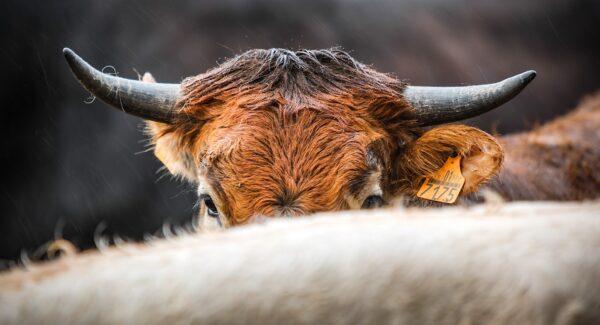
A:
417;155;465;204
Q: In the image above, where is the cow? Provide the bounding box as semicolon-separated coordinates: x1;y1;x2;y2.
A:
63;48;600;229
2;201;600;324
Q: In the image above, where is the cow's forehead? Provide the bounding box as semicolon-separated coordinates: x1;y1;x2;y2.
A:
173;48;418;224
197;106;388;224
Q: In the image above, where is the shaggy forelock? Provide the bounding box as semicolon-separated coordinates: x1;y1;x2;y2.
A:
179;48;407;110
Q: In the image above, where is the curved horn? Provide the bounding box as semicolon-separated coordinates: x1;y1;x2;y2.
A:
63;48;181;123
404;70;536;126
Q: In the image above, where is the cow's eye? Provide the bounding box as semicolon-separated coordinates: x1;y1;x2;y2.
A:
361;195;384;209
200;194;219;218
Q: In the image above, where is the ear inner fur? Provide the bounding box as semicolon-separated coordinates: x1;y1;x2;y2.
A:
394;125;504;198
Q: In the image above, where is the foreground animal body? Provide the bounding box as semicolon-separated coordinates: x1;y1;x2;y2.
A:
63;48;600;228
1;201;600;324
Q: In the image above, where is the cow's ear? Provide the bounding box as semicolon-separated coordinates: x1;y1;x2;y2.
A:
142;73;198;183
147;121;198;182
399;125;504;196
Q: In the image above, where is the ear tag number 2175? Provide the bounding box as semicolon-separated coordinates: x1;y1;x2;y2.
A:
417;155;465;204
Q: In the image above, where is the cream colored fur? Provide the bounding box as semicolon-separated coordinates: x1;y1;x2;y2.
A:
1;201;600;324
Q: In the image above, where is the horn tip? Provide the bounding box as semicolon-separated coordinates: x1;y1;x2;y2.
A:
63;47;75;60
520;70;537;85
62;48;80;71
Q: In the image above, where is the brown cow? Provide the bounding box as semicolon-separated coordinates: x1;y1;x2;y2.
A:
63;48;600;228
489;93;600;201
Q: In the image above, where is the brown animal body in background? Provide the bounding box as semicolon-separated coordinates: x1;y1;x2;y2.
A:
63;48;600;227
490;93;600;200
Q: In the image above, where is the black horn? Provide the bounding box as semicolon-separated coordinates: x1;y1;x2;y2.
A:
63;48;181;123
404;70;536;126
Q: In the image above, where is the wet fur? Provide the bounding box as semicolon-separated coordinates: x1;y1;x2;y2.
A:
147;49;504;223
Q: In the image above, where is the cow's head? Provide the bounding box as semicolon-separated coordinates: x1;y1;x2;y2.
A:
64;48;535;228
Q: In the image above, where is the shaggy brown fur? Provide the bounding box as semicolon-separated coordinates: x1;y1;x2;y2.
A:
146;48;596;225
490;92;600;200
150;49;422;224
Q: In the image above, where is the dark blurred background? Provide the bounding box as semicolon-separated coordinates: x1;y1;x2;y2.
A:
1;0;599;267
